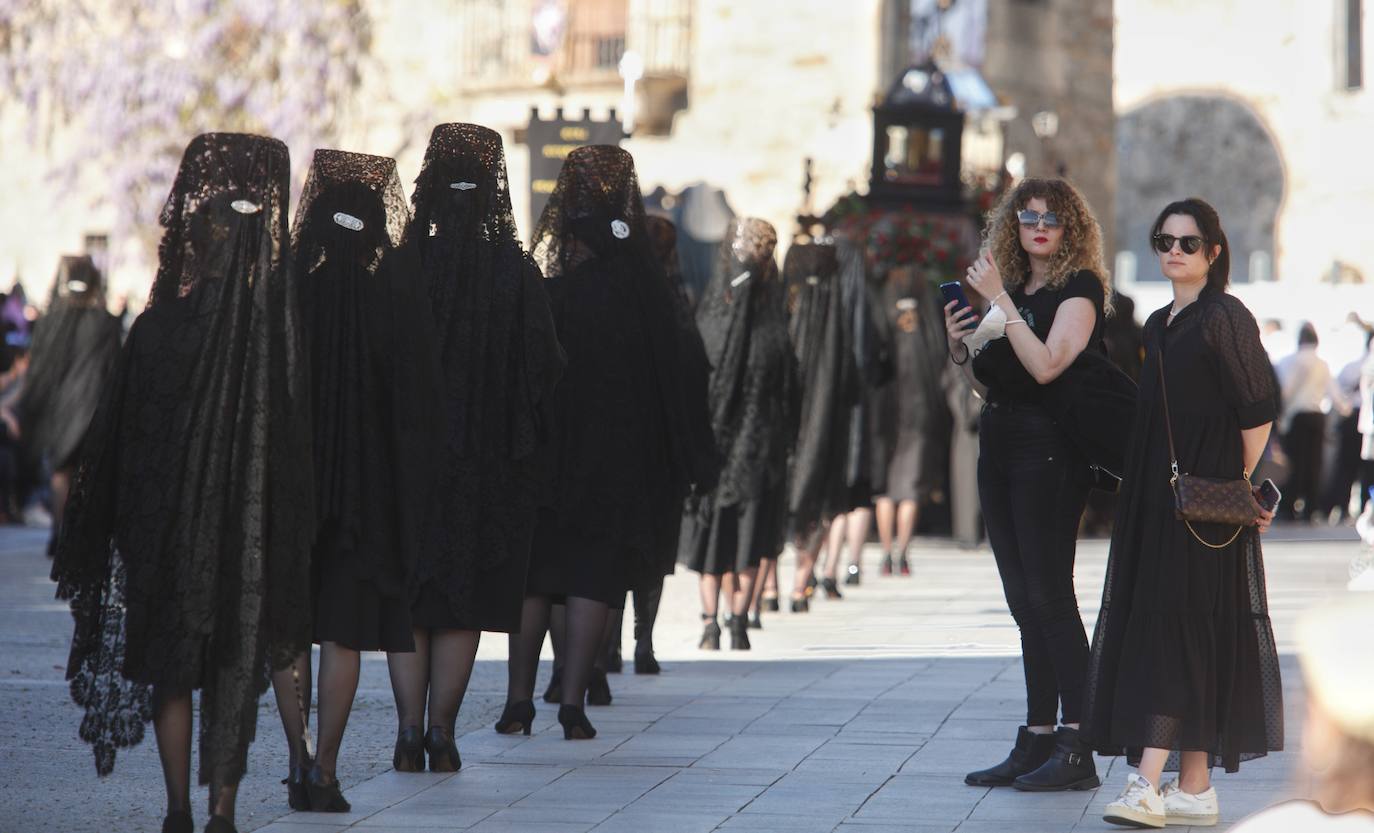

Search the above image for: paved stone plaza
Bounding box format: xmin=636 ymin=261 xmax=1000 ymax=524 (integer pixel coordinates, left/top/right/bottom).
xmin=0 ymin=524 xmax=1362 ymax=832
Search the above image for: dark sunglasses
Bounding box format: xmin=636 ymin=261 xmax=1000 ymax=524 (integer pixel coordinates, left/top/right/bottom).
xmin=1017 ymin=209 xmax=1061 ymax=229
xmin=1152 ymin=233 xmax=1205 ymax=255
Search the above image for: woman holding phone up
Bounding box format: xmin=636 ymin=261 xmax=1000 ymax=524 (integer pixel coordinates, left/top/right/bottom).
xmin=944 ymin=177 xmax=1112 ymax=792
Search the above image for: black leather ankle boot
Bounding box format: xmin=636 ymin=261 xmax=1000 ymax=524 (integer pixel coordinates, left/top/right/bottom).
xmin=964 ymin=726 xmax=1057 ymax=787
xmin=1012 ymin=726 xmax=1100 ymax=791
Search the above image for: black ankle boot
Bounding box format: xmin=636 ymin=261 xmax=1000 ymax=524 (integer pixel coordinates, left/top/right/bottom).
xmin=587 ymin=668 xmax=613 ymax=706
xmin=633 ymin=646 xmax=661 ymax=674
xmin=964 ymin=726 xmax=1057 ymax=787
xmin=305 ymin=765 xmax=352 ymax=812
xmin=393 ymin=726 xmax=424 ymax=772
xmin=162 ymin=811 xmax=194 ymax=833
xmin=424 ymin=726 xmax=461 ymax=772
xmin=729 ymin=616 xmax=751 ymax=650
xmin=1012 ymin=726 xmax=1100 ymax=791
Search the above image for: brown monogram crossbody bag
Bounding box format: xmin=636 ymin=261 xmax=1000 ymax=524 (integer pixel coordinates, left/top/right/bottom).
xmin=1157 ymin=349 xmax=1261 ymax=548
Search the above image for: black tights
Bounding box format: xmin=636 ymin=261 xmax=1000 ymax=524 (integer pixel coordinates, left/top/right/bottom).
xmin=387 ymin=629 xmax=481 ymax=735
xmin=596 ymin=579 xmax=665 ymax=667
xmin=507 ymin=594 xmax=607 ymax=707
xmin=153 ymin=687 xmax=238 ymax=823
xmin=978 ymin=403 xmax=1091 ymax=727
xmin=270 ymin=643 xmax=362 ymax=779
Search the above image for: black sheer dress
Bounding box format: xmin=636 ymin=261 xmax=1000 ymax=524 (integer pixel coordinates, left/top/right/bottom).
xmin=785 ymin=242 xmax=859 ymax=543
xmin=18 ymin=255 xmax=121 ymax=471
xmin=405 ymin=124 xmax=564 ymax=632
xmin=292 ymin=149 xmax=439 ymax=651
xmin=1082 ymin=288 xmax=1283 ymax=773
xmin=679 ymin=218 xmax=797 ymax=576
xmin=526 ymin=145 xmax=697 ymax=607
xmin=52 ymin=133 xmax=314 ymax=784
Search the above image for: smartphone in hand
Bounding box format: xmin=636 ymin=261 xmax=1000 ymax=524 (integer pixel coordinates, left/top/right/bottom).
xmin=1255 ymin=479 xmax=1281 ymax=512
xmin=939 ymin=281 xmax=972 ymax=316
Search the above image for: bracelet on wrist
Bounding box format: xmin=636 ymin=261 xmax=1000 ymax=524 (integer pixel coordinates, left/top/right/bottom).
xmin=1005 ymin=318 xmax=1028 ymax=327
xmin=991 ymin=290 xmax=1008 ymax=306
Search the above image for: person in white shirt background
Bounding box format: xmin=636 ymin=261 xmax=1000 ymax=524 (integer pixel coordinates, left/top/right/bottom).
xmin=1275 ymin=323 xmax=1337 ymax=522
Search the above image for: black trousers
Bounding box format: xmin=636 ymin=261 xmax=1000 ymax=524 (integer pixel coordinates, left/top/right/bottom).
xmin=978 ymin=401 xmax=1092 ymax=726
xmin=1283 ymin=411 xmax=1326 ymax=520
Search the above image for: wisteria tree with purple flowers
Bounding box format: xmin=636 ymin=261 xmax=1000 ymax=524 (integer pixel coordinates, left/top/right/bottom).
xmin=0 ymin=0 xmax=373 ymax=269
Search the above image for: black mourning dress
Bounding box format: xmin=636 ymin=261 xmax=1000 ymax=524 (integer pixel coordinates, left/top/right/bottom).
xmin=679 ymin=218 xmax=797 ymax=576
xmin=18 ymin=255 xmax=121 ymax=471
xmin=406 ymin=124 xmax=565 ymax=633
xmin=643 ymin=214 xmax=717 ymax=584
xmin=52 ymin=133 xmax=314 ymax=783
xmin=526 ymin=145 xmax=697 ymax=607
xmin=785 ymin=242 xmax=859 ymax=543
xmin=292 ymin=149 xmax=440 ymax=652
xmin=1083 ymin=288 xmax=1283 ymax=773
xmin=870 ymin=267 xmax=947 ymax=503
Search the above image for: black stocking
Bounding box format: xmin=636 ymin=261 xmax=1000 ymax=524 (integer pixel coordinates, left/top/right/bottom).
xmin=387 ymin=628 xmax=430 ymax=732
xmin=601 ymin=606 xmax=624 ymax=669
xmin=209 ymin=778 xmax=238 ymax=824
xmin=314 ymin=642 xmax=360 ymax=778
xmin=270 ymin=651 xmax=314 ymax=769
xmin=426 ymin=629 xmax=480 ymax=735
xmin=561 ymin=596 xmax=609 ymax=707
xmin=152 ymin=686 xmax=193 ymax=816
xmin=506 ymin=595 xmax=552 ymax=705
xmin=633 ymin=579 xmax=664 ymax=658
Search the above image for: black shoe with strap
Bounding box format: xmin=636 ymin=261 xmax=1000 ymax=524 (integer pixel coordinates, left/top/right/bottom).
xmin=283 ymin=759 xmax=311 ymax=808
xmin=1012 ymin=726 xmax=1100 ymax=791
xmin=964 ymin=726 xmax=1057 ymax=787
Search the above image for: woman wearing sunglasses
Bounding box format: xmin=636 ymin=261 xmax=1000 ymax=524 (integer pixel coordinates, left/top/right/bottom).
xmin=943 ymin=177 xmax=1112 ymax=792
xmin=1083 ymin=198 xmax=1282 ymax=828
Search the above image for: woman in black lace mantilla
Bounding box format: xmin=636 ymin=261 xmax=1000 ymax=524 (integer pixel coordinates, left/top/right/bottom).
xmin=51 ymin=133 xmax=314 ymax=833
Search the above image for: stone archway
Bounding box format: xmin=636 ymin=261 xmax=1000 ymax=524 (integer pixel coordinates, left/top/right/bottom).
xmin=1115 ymin=94 xmax=1285 ymax=283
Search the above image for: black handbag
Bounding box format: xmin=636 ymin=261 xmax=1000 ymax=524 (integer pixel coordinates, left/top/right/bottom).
xmin=1157 ymin=350 xmax=1261 ymax=548
xmin=1044 ymin=344 xmax=1137 ymax=489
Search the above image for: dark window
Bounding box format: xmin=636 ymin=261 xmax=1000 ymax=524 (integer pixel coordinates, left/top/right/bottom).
xmin=1345 ymin=0 xmax=1364 ymax=90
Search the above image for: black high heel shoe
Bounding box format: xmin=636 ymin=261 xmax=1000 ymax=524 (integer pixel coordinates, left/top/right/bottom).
xmin=494 ymin=700 xmax=535 ymax=735
xmin=204 ymin=815 xmax=237 ymax=833
xmin=748 ymin=611 xmax=763 ymax=630
xmin=393 ymin=726 xmax=424 ymax=772
xmin=879 ymin=552 xmax=894 ymax=576
xmin=790 ymin=595 xmax=809 ymax=613
xmin=162 ymin=811 xmax=194 ymax=833
xmin=729 ymin=616 xmax=751 ymax=650
xmin=305 ymin=765 xmax=351 ymax=813
xmin=804 ymin=572 xmax=818 ymax=598
xmin=541 ymin=667 xmax=563 ymax=704
xmin=424 ymin=726 xmax=461 ymax=772
xmin=762 ymin=593 xmax=780 ymax=612
xmin=844 ymin=563 xmax=861 ymax=586
xmin=587 ymin=668 xmax=613 ymax=706
xmin=558 ymin=704 xmax=597 ymax=740
xmin=283 ymin=759 xmax=311 ymax=809
xmin=821 ymin=577 xmax=843 ymax=600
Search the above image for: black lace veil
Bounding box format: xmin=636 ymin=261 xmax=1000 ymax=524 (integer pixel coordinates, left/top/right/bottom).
xmin=52 ymin=133 xmax=313 ymax=783
xmin=404 ymin=124 xmax=564 ymax=618
xmin=293 ymin=149 xmax=437 ymax=599
xmin=17 ymin=255 xmax=121 ymax=469
xmin=784 ymin=241 xmax=859 ymax=535
xmin=693 ymin=218 xmax=795 ymax=506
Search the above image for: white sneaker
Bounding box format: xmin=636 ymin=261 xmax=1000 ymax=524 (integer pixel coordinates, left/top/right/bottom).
xmin=1104 ymin=773 xmax=1166 ymax=829
xmin=1160 ymin=779 xmax=1220 ymax=827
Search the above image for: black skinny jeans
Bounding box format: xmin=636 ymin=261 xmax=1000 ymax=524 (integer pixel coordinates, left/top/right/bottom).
xmin=978 ymin=401 xmax=1092 ymax=727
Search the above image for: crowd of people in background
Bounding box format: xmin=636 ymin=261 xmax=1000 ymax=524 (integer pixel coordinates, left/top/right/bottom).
xmin=10 ymin=127 xmax=1372 ymax=833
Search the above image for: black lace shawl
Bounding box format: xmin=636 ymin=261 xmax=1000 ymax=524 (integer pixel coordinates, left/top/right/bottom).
xmin=404 ymin=124 xmax=564 ymax=617
xmin=529 ymin=145 xmax=697 ymax=557
xmin=17 ymin=255 xmax=121 ymax=468
xmin=51 ymin=133 xmax=314 ymax=783
xmin=693 ymin=218 xmax=796 ymax=507
xmin=785 ymin=242 xmax=860 ymax=535
xmin=293 ymin=149 xmax=439 ymax=600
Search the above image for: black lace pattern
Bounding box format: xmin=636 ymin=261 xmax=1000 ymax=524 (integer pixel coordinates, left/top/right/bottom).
xmin=52 ymin=133 xmax=314 ymax=783
xmin=405 ymin=124 xmax=564 ymax=621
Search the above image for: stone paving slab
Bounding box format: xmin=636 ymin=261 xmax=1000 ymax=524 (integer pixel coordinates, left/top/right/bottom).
xmin=0 ymin=524 xmax=1364 ymax=832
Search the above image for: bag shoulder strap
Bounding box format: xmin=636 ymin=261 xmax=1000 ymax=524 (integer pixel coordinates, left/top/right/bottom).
xmin=1156 ymin=345 xmax=1180 ymax=482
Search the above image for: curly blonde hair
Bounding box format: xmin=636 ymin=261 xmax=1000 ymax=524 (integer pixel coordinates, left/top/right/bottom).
xmin=984 ymin=177 xmax=1113 ymax=315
